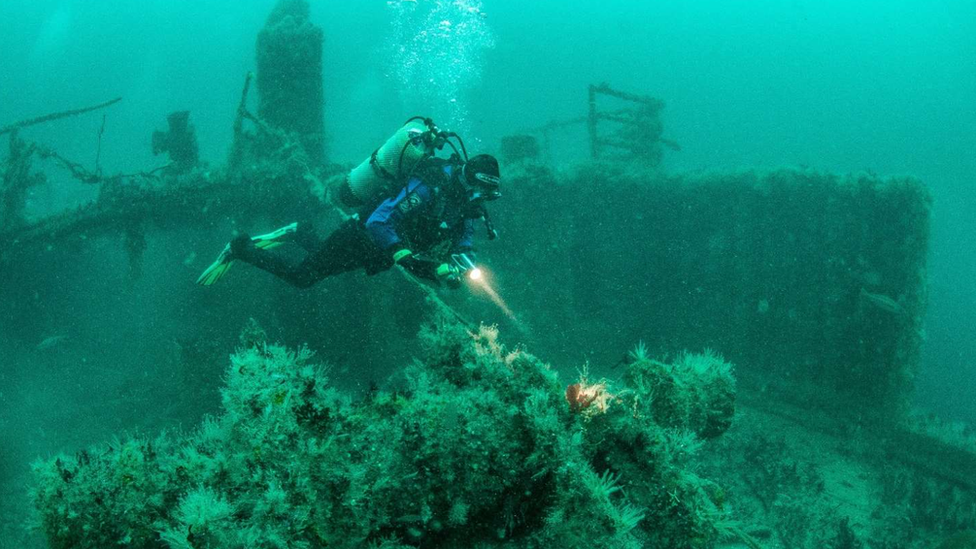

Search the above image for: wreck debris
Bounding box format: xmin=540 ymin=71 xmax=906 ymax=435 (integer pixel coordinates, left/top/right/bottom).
xmin=519 ymin=83 xmax=678 ymax=166
xmin=0 ymin=98 xmax=318 ymax=256
xmin=30 ymin=322 xmax=735 ymax=548
xmin=497 ymin=166 xmax=930 ymax=419
xmin=587 ymin=82 xmax=677 ymax=163
xmin=33 ymin=144 xmax=170 ymax=186
xmin=256 ymin=0 xmax=325 ymax=163
xmin=226 ymin=68 xmax=326 ymax=198
xmin=0 ymin=97 xmax=122 ymax=137
xmin=228 ymin=72 xmax=255 ymax=173
xmin=34 ymin=145 xmax=103 ymax=184
xmin=151 ymin=111 xmax=199 ymax=175
xmin=0 ymin=1 xmax=333 ymax=258
xmin=859 ymin=287 xmax=906 ymax=316
xmin=123 ymin=224 xmax=148 ymax=280
xmin=1 ymin=132 xmax=45 ymax=231
xmin=94 ymin=115 xmax=107 ymax=178
xmin=0 ymin=95 xmax=180 ymax=238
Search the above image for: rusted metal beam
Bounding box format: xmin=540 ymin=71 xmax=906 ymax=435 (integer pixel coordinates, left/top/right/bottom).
xmin=596 ymin=112 xmax=644 ymax=126
xmin=588 ymin=85 xmax=599 ymax=159
xmin=590 ymin=82 xmax=664 ymax=109
xmin=0 ymin=97 xmax=122 ymax=137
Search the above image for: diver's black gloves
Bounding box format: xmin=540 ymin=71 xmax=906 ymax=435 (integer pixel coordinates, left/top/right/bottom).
xmin=444 ymin=273 xmax=462 ymax=290
xmin=436 ymin=263 xmax=463 ymax=289
xmin=393 ymin=248 xmax=464 ymax=289
xmin=393 ymin=248 xmax=440 ymax=282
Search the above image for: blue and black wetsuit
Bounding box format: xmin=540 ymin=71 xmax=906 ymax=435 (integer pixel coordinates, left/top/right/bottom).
xmin=234 ymin=159 xmax=476 ymax=288
xmin=364 ymin=160 xmax=475 ymax=260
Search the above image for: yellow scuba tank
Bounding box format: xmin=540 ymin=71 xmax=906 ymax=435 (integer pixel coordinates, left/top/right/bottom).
xmin=338 ymin=117 xmax=439 ymax=207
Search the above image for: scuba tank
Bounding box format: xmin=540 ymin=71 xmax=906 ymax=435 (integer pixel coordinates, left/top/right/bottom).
xmin=337 ymin=116 xmax=469 ymax=208
xmin=334 ymin=116 xmax=498 ymax=240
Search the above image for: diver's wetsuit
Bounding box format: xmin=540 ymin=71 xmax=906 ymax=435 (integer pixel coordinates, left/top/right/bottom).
xmin=234 ymin=159 xmax=477 ymax=289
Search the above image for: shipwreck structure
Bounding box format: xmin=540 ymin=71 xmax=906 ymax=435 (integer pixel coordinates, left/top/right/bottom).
xmin=3 ymin=1 xmax=972 ymax=547
xmin=516 ymin=83 xmax=680 ymax=167
xmin=255 ymin=0 xmax=325 ymax=163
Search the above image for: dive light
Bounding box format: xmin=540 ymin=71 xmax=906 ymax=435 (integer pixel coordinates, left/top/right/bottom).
xmin=450 ymin=253 xmax=482 ymax=282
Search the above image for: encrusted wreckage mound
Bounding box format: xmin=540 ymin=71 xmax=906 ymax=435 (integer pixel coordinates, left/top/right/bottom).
xmin=30 ymin=315 xmax=739 ymax=549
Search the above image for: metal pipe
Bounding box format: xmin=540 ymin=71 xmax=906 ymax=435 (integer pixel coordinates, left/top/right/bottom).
xmin=588 ymin=85 xmax=599 ymax=159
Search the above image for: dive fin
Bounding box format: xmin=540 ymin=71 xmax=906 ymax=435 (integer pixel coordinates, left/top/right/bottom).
xmin=196 ymin=244 xmax=235 ymax=286
xmin=253 ymin=222 xmax=298 ymax=250
xmin=196 ymin=223 xmax=299 ymax=286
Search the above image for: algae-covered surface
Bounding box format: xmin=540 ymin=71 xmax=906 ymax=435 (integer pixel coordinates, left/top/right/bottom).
xmin=26 ymin=317 xmax=739 ymax=548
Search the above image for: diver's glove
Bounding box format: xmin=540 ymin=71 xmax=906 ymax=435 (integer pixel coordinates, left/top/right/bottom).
xmin=393 ymin=248 xmax=463 ymax=289
xmin=435 ymin=263 xmax=463 ymax=289
xmin=393 ymin=248 xmax=439 ymax=282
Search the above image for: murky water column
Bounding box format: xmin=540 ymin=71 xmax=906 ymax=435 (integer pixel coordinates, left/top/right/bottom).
xmin=385 ymin=0 xmax=494 ymax=134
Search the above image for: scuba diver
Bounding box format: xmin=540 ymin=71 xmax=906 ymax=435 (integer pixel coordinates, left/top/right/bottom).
xmin=196 ymin=117 xmax=501 ymax=289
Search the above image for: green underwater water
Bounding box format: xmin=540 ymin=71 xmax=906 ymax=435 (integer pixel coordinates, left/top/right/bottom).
xmin=1 ymin=1 xmax=976 ymax=547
